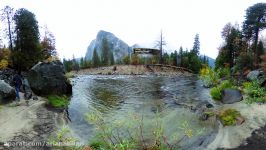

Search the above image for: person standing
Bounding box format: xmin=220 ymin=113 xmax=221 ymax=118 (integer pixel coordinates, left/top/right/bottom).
xmin=13 ymin=71 xmax=23 ymax=103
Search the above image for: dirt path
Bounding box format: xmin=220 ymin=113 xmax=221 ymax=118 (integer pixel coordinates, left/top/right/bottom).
xmin=0 ymin=93 xmax=67 ymax=150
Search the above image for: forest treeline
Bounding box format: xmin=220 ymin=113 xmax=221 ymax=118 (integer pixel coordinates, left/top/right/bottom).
xmin=0 ymin=6 xmax=57 ymax=71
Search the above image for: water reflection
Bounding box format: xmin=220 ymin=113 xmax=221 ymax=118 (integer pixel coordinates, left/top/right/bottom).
xmin=68 ymin=75 xmax=216 ymax=145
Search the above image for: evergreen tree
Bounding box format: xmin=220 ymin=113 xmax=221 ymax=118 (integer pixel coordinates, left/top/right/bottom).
xmin=80 ymin=57 xmax=84 ymax=68
xmin=179 ymin=46 xmax=183 ymax=67
xmin=12 ymin=8 xmax=42 ymax=71
xmin=109 ymin=50 xmax=114 ymax=65
xmin=92 ymin=48 xmax=100 ymax=67
xmin=243 ymin=3 xmax=266 ymax=67
xmin=192 ymin=34 xmax=200 ymax=55
xmin=101 ymin=38 xmax=109 ymax=66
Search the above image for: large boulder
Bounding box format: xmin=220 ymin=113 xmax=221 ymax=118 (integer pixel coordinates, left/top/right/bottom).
xmin=23 ymin=78 xmax=33 ymax=100
xmin=221 ymin=89 xmax=243 ymax=104
xmin=247 ymin=70 xmax=263 ymax=81
xmin=247 ymin=70 xmax=266 ymax=88
xmin=27 ymin=61 xmax=72 ymax=96
xmin=0 ymin=80 xmax=16 ymax=103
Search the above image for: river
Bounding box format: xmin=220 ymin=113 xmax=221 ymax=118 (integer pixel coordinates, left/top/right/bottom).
xmin=68 ymin=75 xmax=218 ymax=149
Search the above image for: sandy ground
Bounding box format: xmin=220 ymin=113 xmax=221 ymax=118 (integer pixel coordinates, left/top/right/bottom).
xmin=0 ymin=93 xmax=44 ymax=142
xmin=207 ymin=101 xmax=266 ymax=150
xmin=0 ymin=93 xmax=67 ymax=150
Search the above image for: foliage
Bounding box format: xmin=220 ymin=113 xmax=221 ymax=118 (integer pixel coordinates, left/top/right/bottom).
xmin=199 ymin=65 xmax=219 ymax=87
xmin=131 ymin=54 xmax=140 ymax=65
xmin=92 ymin=48 xmax=101 ymax=67
xmin=219 ymin=109 xmax=241 ymax=126
xmin=210 ymin=87 xmax=222 ymax=100
xmin=86 ymin=111 xmax=203 ymax=150
xmin=0 ymin=48 xmax=11 ymax=69
xmin=47 ymin=95 xmax=69 ymax=108
xmin=122 ymin=55 xmax=130 ymax=65
xmin=12 ymin=8 xmax=42 ymax=71
xmin=234 ymin=52 xmax=253 ymax=72
xmin=243 ymin=3 xmax=266 ymax=66
xmin=40 ymin=26 xmax=57 ymax=59
xmin=192 ymin=34 xmax=200 ymax=55
xmin=243 ymin=80 xmax=266 ymax=104
xmin=101 ymin=38 xmax=110 ymax=66
xmin=0 ymin=59 xmax=8 ymax=69
xmin=215 ymin=24 xmax=242 ymax=69
xmin=48 ymin=125 xmax=83 ymax=150
xmin=63 ymin=58 xmax=73 ymax=72
xmin=216 ymin=67 xmax=230 ymax=78
xmin=210 ymin=80 xmax=236 ymax=101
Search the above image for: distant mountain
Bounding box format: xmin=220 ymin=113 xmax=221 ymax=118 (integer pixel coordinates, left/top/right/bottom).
xmin=200 ymin=55 xmax=215 ymax=68
xmin=207 ymin=56 xmax=215 ymax=68
xmin=85 ymin=30 xmax=131 ymax=61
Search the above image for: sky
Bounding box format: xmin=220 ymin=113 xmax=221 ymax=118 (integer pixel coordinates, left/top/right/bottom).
xmin=0 ymin=0 xmax=265 ymax=59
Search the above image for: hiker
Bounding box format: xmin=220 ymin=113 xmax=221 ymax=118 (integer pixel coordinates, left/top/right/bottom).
xmin=13 ymin=71 xmax=23 ymax=102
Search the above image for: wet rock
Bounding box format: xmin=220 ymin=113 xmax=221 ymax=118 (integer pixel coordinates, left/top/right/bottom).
xmin=221 ymin=89 xmax=243 ymax=104
xmin=247 ymin=70 xmax=263 ymax=81
xmin=206 ymin=103 xmax=214 ymax=108
xmin=28 ymin=61 xmax=72 ymax=96
xmin=0 ymin=80 xmax=16 ymax=103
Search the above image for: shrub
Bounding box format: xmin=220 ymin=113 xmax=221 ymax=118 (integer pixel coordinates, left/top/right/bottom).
xmin=243 ymin=80 xmax=266 ymax=104
xmin=48 ymin=126 xmax=83 ymax=150
xmin=0 ymin=59 xmax=8 ymax=69
xmin=210 ymin=87 xmax=222 ymax=100
xmin=47 ymin=95 xmax=69 ymax=108
xmin=210 ymin=80 xmax=236 ymax=101
xmin=131 ymin=54 xmax=140 ymax=65
xmin=85 ymin=111 xmax=203 ymax=150
xmin=219 ymin=109 xmax=241 ymax=126
xmin=216 ymin=67 xmax=230 ymax=78
xmin=122 ymin=55 xmax=130 ymax=65
xmin=199 ymin=66 xmax=219 ymax=87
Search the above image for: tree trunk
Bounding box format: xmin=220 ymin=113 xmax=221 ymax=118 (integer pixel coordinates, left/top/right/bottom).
xmin=254 ymin=28 xmax=259 ymax=68
xmin=6 ymin=12 xmax=13 ymax=51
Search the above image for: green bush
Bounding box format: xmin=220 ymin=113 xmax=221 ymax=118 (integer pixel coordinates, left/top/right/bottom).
xmin=243 ymin=80 xmax=266 ymax=104
xmin=47 ymin=95 xmax=69 ymax=108
xmin=210 ymin=80 xmax=237 ymax=101
xmin=199 ymin=66 xmax=219 ymax=87
xmin=216 ymin=67 xmax=230 ymax=78
xmin=219 ymin=109 xmax=241 ymax=126
xmin=210 ymin=87 xmax=222 ymax=100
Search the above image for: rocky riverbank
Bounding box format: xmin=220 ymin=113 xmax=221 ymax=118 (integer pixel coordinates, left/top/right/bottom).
xmin=77 ymin=65 xmax=193 ymax=76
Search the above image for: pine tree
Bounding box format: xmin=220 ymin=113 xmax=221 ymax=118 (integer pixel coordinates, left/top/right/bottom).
xmin=101 ymin=38 xmax=109 ymax=66
xmin=243 ymin=3 xmax=266 ymax=67
xmin=12 ymin=8 xmax=42 ymax=71
xmin=109 ymin=50 xmax=114 ymax=65
xmin=192 ymin=34 xmax=200 ymax=55
xmin=92 ymin=48 xmax=100 ymax=67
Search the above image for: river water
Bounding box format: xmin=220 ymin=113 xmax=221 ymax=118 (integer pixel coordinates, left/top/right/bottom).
xmin=68 ymin=75 xmax=218 ymax=149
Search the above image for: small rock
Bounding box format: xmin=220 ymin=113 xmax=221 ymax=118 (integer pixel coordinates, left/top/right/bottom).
xmin=236 ymin=116 xmax=245 ymax=125
xmin=206 ymin=103 xmax=214 ymax=108
xmin=33 ymin=96 xmax=38 ymax=100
